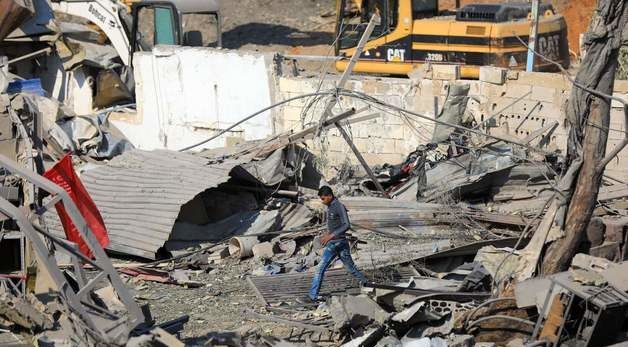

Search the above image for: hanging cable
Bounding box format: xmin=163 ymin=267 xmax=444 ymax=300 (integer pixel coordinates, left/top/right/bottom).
xmin=177 ymin=91 xmax=336 ymax=152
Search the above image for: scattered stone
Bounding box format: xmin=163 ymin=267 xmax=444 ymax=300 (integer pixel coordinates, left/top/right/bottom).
xmin=569 ymin=269 xmax=607 ymax=286
xmin=340 ymin=327 xmax=385 ymax=347
xmin=374 ymin=335 xmax=402 ymax=347
xmin=329 ymin=295 xmax=391 ymax=331
xmin=448 ymin=334 xmax=474 ymax=347
xmin=252 ymin=242 xmax=277 ymax=259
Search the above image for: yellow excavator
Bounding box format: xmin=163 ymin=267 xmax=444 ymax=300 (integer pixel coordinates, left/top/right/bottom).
xmin=335 ymin=0 xmax=570 ymax=78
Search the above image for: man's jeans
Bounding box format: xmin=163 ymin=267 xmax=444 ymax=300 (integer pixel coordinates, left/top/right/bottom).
xmin=309 ymin=239 xmax=367 ymax=300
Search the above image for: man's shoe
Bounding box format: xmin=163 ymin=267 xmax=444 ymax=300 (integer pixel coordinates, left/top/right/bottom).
xmin=297 ymin=296 xmax=325 ymax=305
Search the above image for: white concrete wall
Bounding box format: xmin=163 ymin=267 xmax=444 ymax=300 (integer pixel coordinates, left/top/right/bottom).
xmin=123 ymin=46 xmax=626 ymax=180
xmin=116 ymin=46 xmax=275 ymax=150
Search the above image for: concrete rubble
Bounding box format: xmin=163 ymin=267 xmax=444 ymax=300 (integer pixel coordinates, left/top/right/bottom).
xmin=0 ymin=0 xmax=627 ymax=346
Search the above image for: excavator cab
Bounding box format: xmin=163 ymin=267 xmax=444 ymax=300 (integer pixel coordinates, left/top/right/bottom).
xmin=131 ymin=2 xmax=181 ymax=52
xmin=130 ymin=0 xmax=221 ymax=56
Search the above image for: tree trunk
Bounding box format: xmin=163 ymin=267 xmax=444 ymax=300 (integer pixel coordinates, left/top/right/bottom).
xmin=541 ymin=0 xmax=628 ymax=274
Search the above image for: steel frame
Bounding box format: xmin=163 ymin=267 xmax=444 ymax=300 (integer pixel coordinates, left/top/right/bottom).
xmin=0 ymin=153 xmax=143 ymax=345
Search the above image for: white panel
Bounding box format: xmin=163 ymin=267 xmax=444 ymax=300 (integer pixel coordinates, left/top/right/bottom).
xmin=117 ymin=46 xmax=274 ymax=151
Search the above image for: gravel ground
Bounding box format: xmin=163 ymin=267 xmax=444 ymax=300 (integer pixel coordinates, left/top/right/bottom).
xmin=111 ymin=226 xmax=475 ymax=345
xmin=124 ymin=257 xmax=296 ymax=345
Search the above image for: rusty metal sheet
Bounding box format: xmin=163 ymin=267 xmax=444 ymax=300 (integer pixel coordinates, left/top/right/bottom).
xmin=0 ymin=0 xmax=34 ymax=41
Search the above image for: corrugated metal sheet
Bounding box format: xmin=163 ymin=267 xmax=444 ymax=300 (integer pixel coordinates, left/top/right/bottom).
xmin=77 ymin=149 xmax=246 ymax=259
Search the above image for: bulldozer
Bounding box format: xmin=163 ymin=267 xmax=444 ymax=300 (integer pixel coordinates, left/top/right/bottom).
xmin=335 ymin=0 xmax=570 ymax=78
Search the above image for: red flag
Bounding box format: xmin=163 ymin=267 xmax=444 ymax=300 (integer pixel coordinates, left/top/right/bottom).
xmin=44 ymin=154 xmax=109 ymax=258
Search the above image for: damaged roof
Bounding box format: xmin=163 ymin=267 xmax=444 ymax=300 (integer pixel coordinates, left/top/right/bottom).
xmin=74 ymin=149 xmax=247 ymax=259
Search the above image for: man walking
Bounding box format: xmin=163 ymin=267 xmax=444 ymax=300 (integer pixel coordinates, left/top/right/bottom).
xmin=305 ymin=186 xmax=368 ymax=303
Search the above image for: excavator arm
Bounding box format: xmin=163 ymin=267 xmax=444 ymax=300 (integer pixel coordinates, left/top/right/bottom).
xmin=50 ymin=0 xmax=132 ymax=65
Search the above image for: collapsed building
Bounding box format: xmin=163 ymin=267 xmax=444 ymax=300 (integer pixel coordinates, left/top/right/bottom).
xmin=0 ymin=0 xmax=627 ymax=346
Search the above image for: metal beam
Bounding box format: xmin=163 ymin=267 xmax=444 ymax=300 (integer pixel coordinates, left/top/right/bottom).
xmin=315 ymin=14 xmax=380 ymax=136
xmin=334 ymin=122 xmax=388 ymax=197
xmin=288 ymin=107 xmax=358 ymax=143
xmin=526 ymin=0 xmax=540 ymax=72
xmin=0 ymin=153 xmax=144 ymax=344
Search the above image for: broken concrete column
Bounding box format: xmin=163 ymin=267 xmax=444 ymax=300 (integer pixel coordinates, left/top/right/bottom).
xmin=228 ymin=236 xmax=259 ymax=259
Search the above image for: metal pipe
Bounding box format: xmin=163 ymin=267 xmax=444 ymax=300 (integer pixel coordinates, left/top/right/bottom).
xmin=464 ymin=297 xmax=516 ymax=328
xmin=8 ymin=47 xmax=52 ymax=65
xmin=526 ymin=0 xmax=540 ymax=72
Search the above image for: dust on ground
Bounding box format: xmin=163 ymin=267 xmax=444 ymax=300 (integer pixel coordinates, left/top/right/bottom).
xmin=219 ymin=0 xmax=336 ymax=57
xmin=125 ymin=258 xmax=296 ymax=346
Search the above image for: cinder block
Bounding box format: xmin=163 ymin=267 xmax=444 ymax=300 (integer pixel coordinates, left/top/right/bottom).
xmin=431 ymin=64 xmax=460 ymax=81
xmin=614 ymin=80 xmax=628 ymax=93
xmin=395 ymin=139 xmax=413 ymax=153
xmin=419 ymin=79 xmax=435 ymax=94
xmin=252 ymin=242 xmax=276 ymax=259
xmin=379 ymin=113 xmax=404 ymax=126
xmin=385 ymin=95 xmax=403 ymax=108
xmin=611 ymin=93 xmax=627 ymax=108
xmin=281 ymin=105 xmax=304 ymax=122
xmin=511 ymin=99 xmax=543 ymax=116
xmin=326 ymin=134 xmax=348 ymax=149
xmin=383 ymin=124 xmax=405 ymax=140
xmin=531 ymin=86 xmax=557 ymax=103
xmin=486 ymin=97 xmax=518 ymax=116
xmin=479 ymin=66 xmax=506 ymax=85
xmin=611 ymin=108 xmax=626 ymax=126
xmin=278 ymin=77 xmax=301 ymax=92
xmin=510 ymin=71 xmax=570 ymax=90
xmin=351 ymin=137 xmax=375 ymax=153
xmin=377 ymin=138 xmax=398 ymax=154
xmin=496 ymin=84 xmax=532 ymax=100
xmin=361 ymin=79 xmax=379 ymax=94
xmin=506 ymin=70 xmax=519 ymax=80
xmin=391 ymin=82 xmax=413 ymax=97
xmin=536 ymin=102 xmax=563 ymax=121
xmin=467 ymin=80 xmax=483 ymax=97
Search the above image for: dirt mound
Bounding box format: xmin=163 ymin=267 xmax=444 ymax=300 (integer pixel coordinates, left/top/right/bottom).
xmin=220 ymin=0 xmax=336 ymax=53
